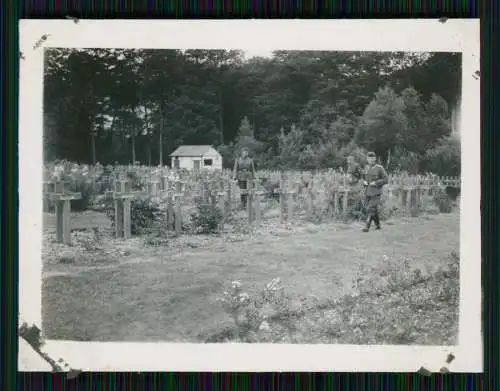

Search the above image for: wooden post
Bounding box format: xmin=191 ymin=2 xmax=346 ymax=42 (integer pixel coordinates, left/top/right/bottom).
xmin=112 ymin=178 xmax=145 ymax=238
xmin=123 ymin=199 xmax=132 ymax=239
xmin=279 ymin=175 xmax=286 ymax=223
xmin=400 ymin=188 xmax=407 ymax=211
xmin=115 ymin=199 xmax=124 ymax=237
xmin=149 ymin=181 xmax=160 ymax=198
xmin=286 ymin=190 xmax=295 ymax=222
xmin=162 ymin=176 xmax=170 ymax=191
xmin=416 ymin=187 xmax=422 ymax=210
xmin=421 ymin=187 xmax=429 ymax=210
xmin=342 ymin=189 xmax=349 ymax=215
xmin=43 ymin=182 xmax=55 ymax=213
xmin=333 ymin=190 xmax=340 ymax=216
xmin=227 ymin=180 xmax=232 ymax=210
xmin=217 ymin=191 xmax=226 ymax=231
xmin=174 ymin=180 xmax=182 ymax=236
xmin=254 ymin=191 xmax=262 ymax=226
xmin=247 ymin=182 xmax=254 ymax=224
xmin=55 ymin=199 xmax=71 ymax=244
xmin=49 ymin=181 xmax=82 ymax=245
xmin=202 ymin=181 xmax=210 ymax=204
xmin=307 ymin=187 xmax=314 ymax=219
xmin=409 ymin=187 xmax=419 ymax=217
xmin=167 ymin=193 xmax=175 ymax=231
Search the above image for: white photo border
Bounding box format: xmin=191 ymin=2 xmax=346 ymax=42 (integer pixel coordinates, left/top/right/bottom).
xmin=19 ymin=19 xmax=481 ymax=372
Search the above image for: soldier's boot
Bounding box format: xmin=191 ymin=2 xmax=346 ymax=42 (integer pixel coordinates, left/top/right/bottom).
xmin=373 ymin=213 xmax=381 ymax=230
xmin=362 ymin=217 xmax=372 ymax=232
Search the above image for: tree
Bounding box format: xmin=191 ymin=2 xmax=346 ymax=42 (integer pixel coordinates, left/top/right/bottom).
xmin=42 ymin=49 xmax=458 ymax=170
xmin=277 ymin=124 xmax=307 ymax=169
xmin=423 ymin=134 xmax=461 ymax=176
xmin=355 ymin=86 xmax=408 ymax=164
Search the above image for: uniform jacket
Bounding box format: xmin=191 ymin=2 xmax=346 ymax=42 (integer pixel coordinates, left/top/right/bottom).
xmin=364 ymin=164 xmax=389 ymax=196
xmin=233 ymin=157 xmax=256 ymax=181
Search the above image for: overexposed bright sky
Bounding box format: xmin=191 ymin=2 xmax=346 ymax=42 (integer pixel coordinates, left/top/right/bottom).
xmin=243 ymin=49 xmax=274 ymax=59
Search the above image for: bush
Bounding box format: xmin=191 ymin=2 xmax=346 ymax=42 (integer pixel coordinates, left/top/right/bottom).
xmin=424 ymin=134 xmax=461 ymax=177
xmin=190 ymin=202 xmax=224 ymax=234
xmin=432 ymin=187 xmax=453 ymax=213
xmin=217 ymin=278 xmax=293 ymax=340
xmin=104 ymin=197 xmax=164 ymax=236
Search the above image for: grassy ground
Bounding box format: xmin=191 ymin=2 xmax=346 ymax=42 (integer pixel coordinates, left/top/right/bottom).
xmin=42 ymin=210 xmax=459 ymax=343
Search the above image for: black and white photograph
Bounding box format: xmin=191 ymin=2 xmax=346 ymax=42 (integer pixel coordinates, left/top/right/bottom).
xmin=18 ymin=20 xmax=481 ymax=372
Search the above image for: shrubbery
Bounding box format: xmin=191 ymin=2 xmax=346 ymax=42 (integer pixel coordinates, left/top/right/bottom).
xmin=432 ymin=187 xmax=453 ymax=213
xmin=104 ymin=197 xmax=165 ymax=236
xmin=190 ymin=202 xmax=224 ymax=234
xmin=214 ymin=250 xmax=460 ymax=344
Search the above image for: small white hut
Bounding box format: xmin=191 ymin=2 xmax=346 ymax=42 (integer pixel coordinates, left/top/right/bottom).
xmin=169 ymin=145 xmax=223 ymax=171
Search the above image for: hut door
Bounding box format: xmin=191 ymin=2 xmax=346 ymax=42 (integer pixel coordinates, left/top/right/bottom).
xmin=174 ymin=157 xmax=180 ymax=169
xmin=193 ymin=160 xmax=201 ymax=172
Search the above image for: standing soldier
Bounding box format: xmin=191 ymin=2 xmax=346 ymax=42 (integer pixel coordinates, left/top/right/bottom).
xmin=232 ymin=147 xmax=256 ymax=208
xmin=346 ymin=155 xmax=364 ymax=219
xmin=362 ymin=151 xmax=389 ymax=232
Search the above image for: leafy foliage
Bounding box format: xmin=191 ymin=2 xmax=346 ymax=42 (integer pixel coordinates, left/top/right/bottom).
xmin=215 ymin=250 xmax=459 ymax=344
xmin=190 ymin=202 xmax=224 ymax=234
xmin=104 ymin=197 xmax=164 ymax=236
xmin=424 ymin=134 xmax=461 ymax=177
xmin=432 ymin=188 xmax=453 ymax=213
xmin=44 ymin=49 xmax=460 ymax=175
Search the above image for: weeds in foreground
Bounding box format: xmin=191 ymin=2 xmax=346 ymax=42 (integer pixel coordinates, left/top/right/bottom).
xmin=214 ymin=251 xmax=460 ymax=344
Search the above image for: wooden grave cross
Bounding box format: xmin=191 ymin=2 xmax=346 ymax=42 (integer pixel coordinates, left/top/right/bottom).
xmin=147 ymin=179 xmax=161 ymax=199
xmin=246 ymin=179 xmax=263 ymax=225
xmin=306 ymin=179 xmax=315 ymax=220
xmin=285 ymin=181 xmax=301 ymax=223
xmin=43 ymin=181 xmax=55 ymax=213
xmin=47 ymin=181 xmax=82 ymax=245
xmin=173 ymin=180 xmax=185 ymax=235
xmin=158 ymin=178 xmax=176 ymax=233
xmin=109 ymin=179 xmax=145 ymax=239
xmin=216 ymin=181 xmax=227 ymax=231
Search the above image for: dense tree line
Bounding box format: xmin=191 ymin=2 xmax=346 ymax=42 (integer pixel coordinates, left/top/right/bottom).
xmin=43 ymin=49 xmax=461 ymax=175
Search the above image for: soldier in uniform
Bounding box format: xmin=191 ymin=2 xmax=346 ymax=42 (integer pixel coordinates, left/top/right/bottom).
xmin=232 ymin=147 xmax=256 ymax=208
xmin=362 ymin=151 xmax=388 ymax=232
